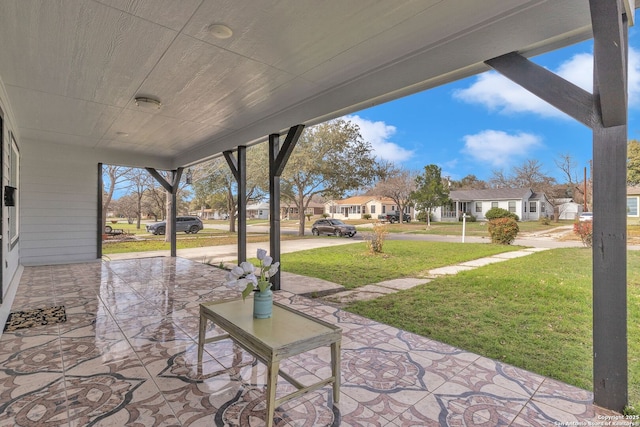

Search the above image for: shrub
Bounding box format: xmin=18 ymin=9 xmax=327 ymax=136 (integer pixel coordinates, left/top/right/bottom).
xmin=485 ymin=207 xmax=519 ymax=221
xmin=417 ymin=210 xmax=428 ymax=222
xmin=573 ymin=221 xmax=593 ymax=247
xmin=488 ymin=217 xmax=519 ymax=244
xmin=322 ymin=213 xmax=330 ymax=218
xmin=366 ymin=222 xmax=388 ymax=253
xmin=363 ymin=214 xmax=372 ymax=220
xmin=458 ymin=213 xmax=476 ymax=222
xmin=538 ymin=216 xmax=551 ymax=225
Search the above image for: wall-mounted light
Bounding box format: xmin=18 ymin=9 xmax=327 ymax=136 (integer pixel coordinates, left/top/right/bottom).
xmin=134 ymin=96 xmax=162 ymax=109
xmin=185 ymin=169 xmax=193 ymax=185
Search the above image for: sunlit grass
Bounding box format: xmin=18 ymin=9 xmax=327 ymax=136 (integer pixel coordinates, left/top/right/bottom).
xmin=280 ymin=240 xmax=521 ymax=289
xmin=343 ymin=248 xmax=639 ymax=407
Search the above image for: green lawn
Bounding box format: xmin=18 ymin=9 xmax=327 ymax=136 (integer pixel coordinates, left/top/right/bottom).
xmin=336 ymin=247 xmax=639 ymax=408
xmin=280 ymin=240 xmax=521 ymax=289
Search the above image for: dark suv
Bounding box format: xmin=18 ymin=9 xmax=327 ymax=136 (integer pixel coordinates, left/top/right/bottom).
xmin=311 ymin=219 xmax=356 ymax=237
xmin=146 ymin=216 xmax=203 ymax=235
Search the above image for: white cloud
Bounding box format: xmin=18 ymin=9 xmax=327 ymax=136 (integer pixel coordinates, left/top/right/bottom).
xmin=453 ymin=47 xmax=640 ymax=117
xmin=345 ymin=115 xmax=414 ymax=163
xmin=461 ymin=130 xmax=543 ymax=167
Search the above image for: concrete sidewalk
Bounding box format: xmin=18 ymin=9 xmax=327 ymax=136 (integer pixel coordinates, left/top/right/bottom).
xmin=324 ymin=247 xmax=550 ymax=305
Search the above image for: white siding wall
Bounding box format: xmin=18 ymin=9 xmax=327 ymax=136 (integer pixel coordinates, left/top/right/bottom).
xmin=20 ymin=141 xmax=99 ymax=265
xmin=0 ymin=84 xmax=23 ymax=320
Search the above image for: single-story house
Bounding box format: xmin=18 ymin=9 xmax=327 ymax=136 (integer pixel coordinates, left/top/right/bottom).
xmin=432 ymin=188 xmax=553 ymax=222
xmin=247 ymin=203 xmax=270 ymax=219
xmin=628 ymin=187 xmax=640 ymax=217
xmin=191 ymin=208 xmax=227 ymax=220
xmin=281 ymin=200 xmax=325 ymax=219
xmin=324 ymin=196 xmax=414 ymax=220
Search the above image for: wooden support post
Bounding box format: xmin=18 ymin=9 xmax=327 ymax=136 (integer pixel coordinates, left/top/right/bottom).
xmin=592 ymin=123 xmax=628 ymax=410
xmin=485 ymin=0 xmax=630 ymax=410
xmin=269 ymin=134 xmax=281 ymax=290
xmin=224 ymin=147 xmax=247 ymax=263
xmin=269 ymin=125 xmax=305 ymax=291
xmin=146 ymin=167 xmax=183 ymax=258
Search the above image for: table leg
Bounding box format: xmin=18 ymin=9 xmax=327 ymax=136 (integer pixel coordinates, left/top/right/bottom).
xmin=198 ymin=313 xmax=206 ymax=365
xmin=265 ymin=360 xmax=279 ymax=427
xmin=331 ymin=340 xmax=341 ymax=403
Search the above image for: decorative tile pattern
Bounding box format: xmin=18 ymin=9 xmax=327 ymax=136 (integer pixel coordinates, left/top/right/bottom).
xmin=0 ymin=258 xmax=615 ymax=426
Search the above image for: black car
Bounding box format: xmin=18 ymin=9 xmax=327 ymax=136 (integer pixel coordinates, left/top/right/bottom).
xmin=311 ymin=219 xmax=356 ymax=237
xmin=146 ymin=216 xmax=204 ymax=235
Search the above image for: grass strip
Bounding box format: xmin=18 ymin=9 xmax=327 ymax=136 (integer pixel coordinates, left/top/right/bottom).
xmin=280 ymin=240 xmax=521 ymax=289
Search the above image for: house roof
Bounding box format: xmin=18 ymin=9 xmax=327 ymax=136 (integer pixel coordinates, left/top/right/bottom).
xmin=450 ymin=188 xmax=533 ymax=201
xmin=0 ymin=0 xmax=618 ymax=170
xmin=331 ymin=196 xmax=394 ymax=206
xmin=628 ymin=186 xmax=640 ymax=195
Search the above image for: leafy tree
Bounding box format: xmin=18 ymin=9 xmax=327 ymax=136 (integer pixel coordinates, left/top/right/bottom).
xmin=628 ymin=140 xmax=640 ymax=186
xmin=371 ymin=166 xmax=417 ymax=224
xmin=280 ymin=119 xmax=380 ymax=235
xmin=191 ymin=145 xmax=268 ymax=232
xmin=412 ymin=164 xmax=450 ymax=227
xmin=111 ymin=194 xmax=138 ymax=223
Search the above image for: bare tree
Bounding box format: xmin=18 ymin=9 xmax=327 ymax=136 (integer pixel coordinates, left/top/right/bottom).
xmin=102 ymin=165 xmax=132 ymax=230
xmin=554 ymin=153 xmax=585 ymax=205
xmin=371 ymin=166 xmax=417 ymax=224
xmin=125 ymin=168 xmax=152 ymax=229
xmin=489 ymin=169 xmax=511 ymax=188
xmin=490 ymin=160 xmax=556 ymax=194
xmin=452 ymin=174 xmax=488 ymax=190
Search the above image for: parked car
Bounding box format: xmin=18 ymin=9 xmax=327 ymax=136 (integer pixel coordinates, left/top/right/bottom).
xmin=146 ymin=216 xmax=204 ymax=235
xmin=377 ymin=211 xmax=411 ymax=223
xmin=579 ymin=212 xmax=593 ymax=222
xmin=311 ymin=219 xmax=357 ymax=237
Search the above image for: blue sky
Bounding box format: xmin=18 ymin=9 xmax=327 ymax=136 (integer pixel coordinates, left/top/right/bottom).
xmin=344 ymin=28 xmax=640 ymax=184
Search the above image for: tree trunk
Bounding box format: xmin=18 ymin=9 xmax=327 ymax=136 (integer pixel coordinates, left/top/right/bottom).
xmin=297 ymin=193 xmax=306 ymax=236
xmin=136 ymin=195 xmax=142 ymax=229
xmin=164 ymin=191 xmax=172 ymax=242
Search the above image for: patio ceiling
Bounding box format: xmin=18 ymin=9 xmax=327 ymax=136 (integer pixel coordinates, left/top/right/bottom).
xmin=0 ymin=0 xmax=632 ymax=169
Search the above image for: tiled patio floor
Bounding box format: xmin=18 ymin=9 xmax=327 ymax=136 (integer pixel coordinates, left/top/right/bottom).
xmin=0 ymin=257 xmax=618 ymax=426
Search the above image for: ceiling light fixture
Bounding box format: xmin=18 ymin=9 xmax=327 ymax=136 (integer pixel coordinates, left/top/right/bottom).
xmin=208 ymin=24 xmax=233 ymax=39
xmin=134 ymin=96 xmax=162 ymax=109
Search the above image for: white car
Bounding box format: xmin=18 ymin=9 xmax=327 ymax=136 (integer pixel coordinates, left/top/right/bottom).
xmin=579 ymin=212 xmax=593 ymax=222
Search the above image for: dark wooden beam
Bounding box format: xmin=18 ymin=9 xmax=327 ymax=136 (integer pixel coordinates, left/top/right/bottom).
xmin=97 ymin=163 xmax=103 ymax=259
xmin=590 ymin=0 xmax=628 ymax=411
xmin=269 ymin=134 xmax=281 ymax=291
xmin=223 ymin=150 xmax=239 ymax=182
xmin=485 ymin=52 xmax=596 ymax=128
xmin=590 ymin=0 xmax=627 ymax=127
xmin=592 ymin=123 xmax=628 ymax=410
xmin=146 ymin=168 xmax=173 ymax=193
xmin=273 ymin=125 xmax=305 ymax=176
xmin=145 ymin=167 xmax=183 ymax=257
xmin=224 ymin=149 xmax=247 ymax=262
xmin=269 ymin=125 xmax=305 ymax=291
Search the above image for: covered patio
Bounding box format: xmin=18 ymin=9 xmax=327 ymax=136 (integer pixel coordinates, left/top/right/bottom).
xmin=0 ymin=0 xmax=634 ymax=418
xmin=0 ymin=257 xmax=619 ymax=426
